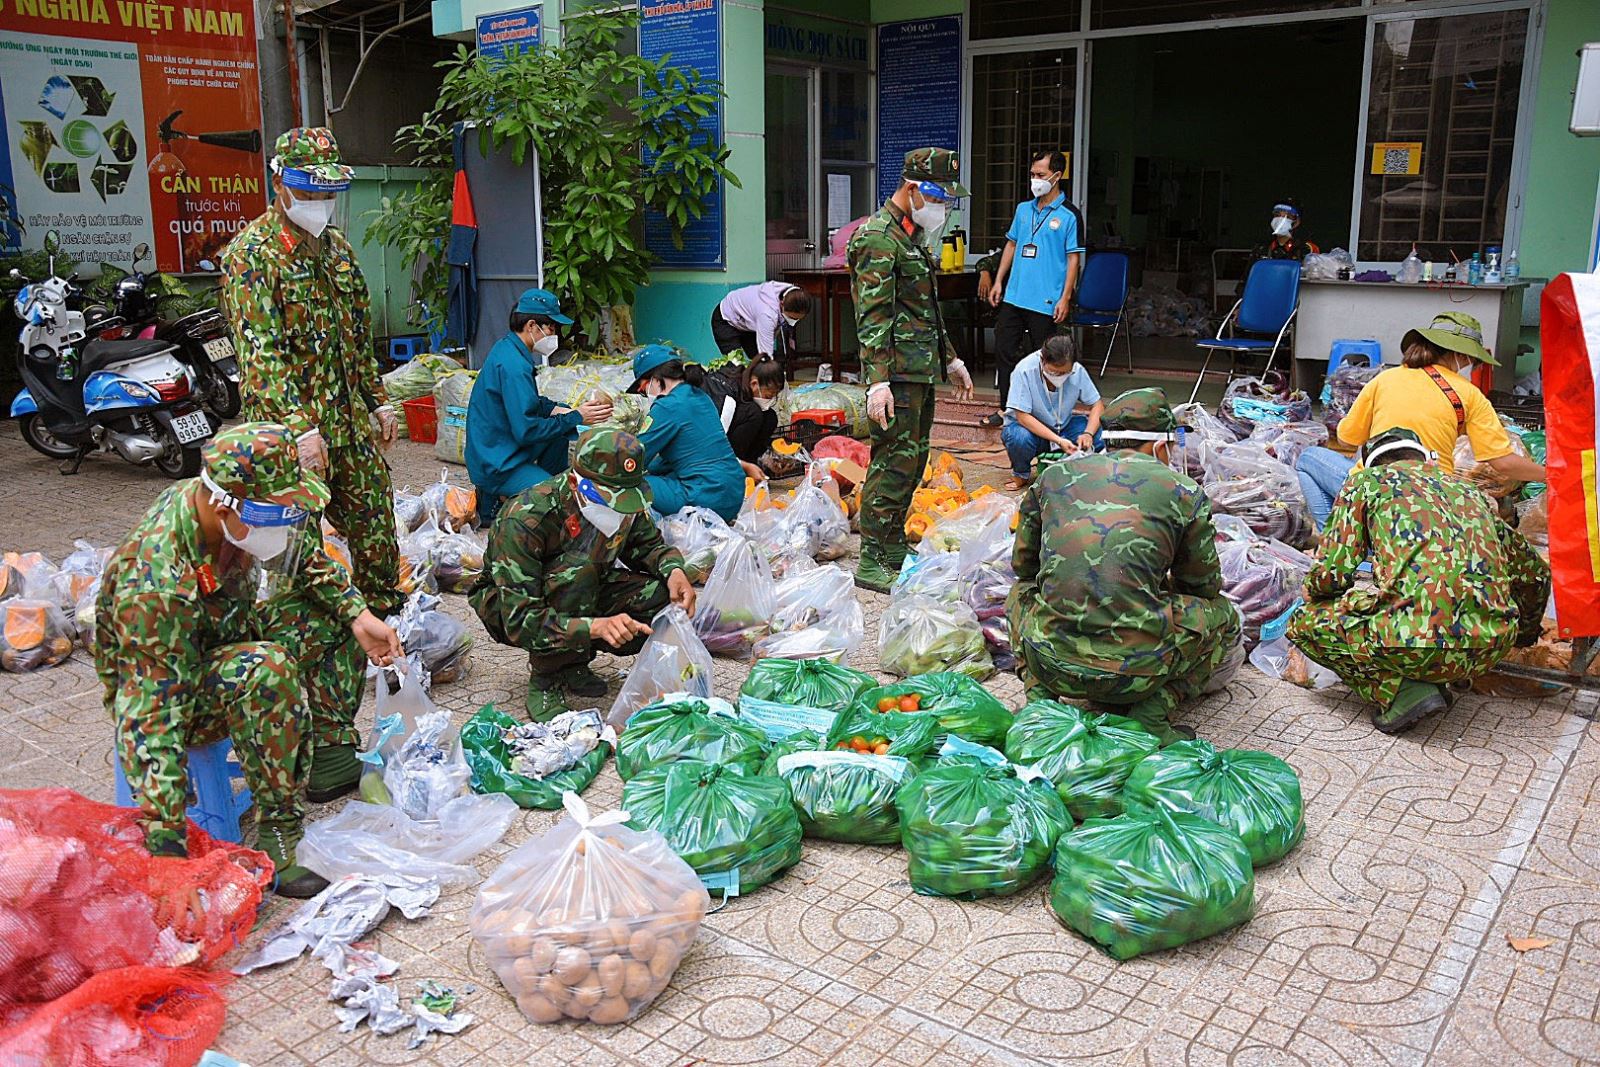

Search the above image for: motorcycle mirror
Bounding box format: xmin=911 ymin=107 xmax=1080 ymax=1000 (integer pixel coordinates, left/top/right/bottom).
xmin=133 ymin=242 xmax=150 ymax=263
xmin=7 ymin=269 xmax=19 ymax=280
xmin=197 ymin=258 xmax=216 ymax=272
xmin=42 ymin=230 xmax=60 ymax=254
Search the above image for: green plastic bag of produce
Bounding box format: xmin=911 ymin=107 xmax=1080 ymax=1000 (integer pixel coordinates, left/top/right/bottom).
xmin=852 ymin=673 xmax=1013 ymax=747
xmin=894 ymin=739 xmax=1072 ymax=899
xmin=741 ymin=658 xmax=876 ymax=714
xmin=616 ymin=695 xmax=769 ymax=781
xmin=1120 ymin=739 xmax=1304 ymax=866
xmin=460 ymin=705 xmax=610 ymax=809
xmin=764 ymin=715 xmax=939 ymax=844
xmin=736 ymin=695 xmax=839 ymax=743
xmin=622 ymin=760 xmax=803 ymax=894
xmin=1050 ymin=808 xmax=1256 ymax=960
xmin=1002 ymin=700 xmax=1161 ymax=821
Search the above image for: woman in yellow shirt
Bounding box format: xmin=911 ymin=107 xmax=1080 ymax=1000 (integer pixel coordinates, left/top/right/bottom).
xmin=1295 ymin=312 xmax=1547 ymax=528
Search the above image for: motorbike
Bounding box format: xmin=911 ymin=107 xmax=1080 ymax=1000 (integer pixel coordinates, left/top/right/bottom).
xmin=96 ymin=241 xmax=241 ymax=419
xmin=9 ymin=231 xmax=216 ymax=478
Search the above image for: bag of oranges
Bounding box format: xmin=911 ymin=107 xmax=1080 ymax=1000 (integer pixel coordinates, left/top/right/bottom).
xmin=850 ymin=673 xmax=1013 ymax=748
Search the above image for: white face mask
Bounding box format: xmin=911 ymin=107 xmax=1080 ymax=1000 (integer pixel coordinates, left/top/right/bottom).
xmin=532 ymin=333 xmax=559 ymax=359
xmin=577 ymin=497 xmax=625 ymax=537
xmin=1042 ymin=368 xmax=1071 ymax=387
xmin=1030 ymin=177 xmax=1055 ymax=198
xmin=1269 ymin=216 xmax=1294 ymax=237
xmin=223 ymin=516 xmax=291 ymax=561
xmin=910 ymin=193 xmax=947 ymax=236
xmin=753 ymin=395 xmax=776 ymax=411
xmin=783 ymin=316 xmax=802 ymax=328
xmin=283 ymin=191 xmax=337 ymax=238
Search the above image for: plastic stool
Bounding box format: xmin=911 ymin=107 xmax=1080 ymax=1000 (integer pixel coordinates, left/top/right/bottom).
xmin=1327 ymin=338 xmax=1381 ymax=377
xmin=113 ymin=739 xmax=253 ymax=844
xmin=388 ymin=335 xmax=428 ymax=363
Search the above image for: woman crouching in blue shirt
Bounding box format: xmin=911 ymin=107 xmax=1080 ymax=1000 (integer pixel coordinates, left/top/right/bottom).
xmin=628 ymin=344 xmax=746 ymax=522
xmin=1001 ymin=334 xmax=1104 ymax=490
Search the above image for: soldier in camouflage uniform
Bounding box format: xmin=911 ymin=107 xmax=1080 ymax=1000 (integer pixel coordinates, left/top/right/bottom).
xmin=220 ymin=127 xmax=401 ymax=798
xmin=1287 ymin=427 xmax=1549 ymax=733
xmin=471 ymin=427 xmax=698 ymax=720
xmin=848 ymin=147 xmax=976 ymax=592
xmin=95 ymin=423 xmax=402 ymax=897
xmin=1009 ymin=388 xmax=1242 ymax=743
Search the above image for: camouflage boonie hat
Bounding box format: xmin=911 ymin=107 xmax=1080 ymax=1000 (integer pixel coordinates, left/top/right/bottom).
xmin=272 ymin=126 xmax=354 ymax=192
xmin=572 ymin=427 xmax=651 ymax=515
xmin=1359 ymin=426 xmax=1433 ymax=467
xmin=202 ymin=422 xmax=330 ymax=512
xmin=1100 ymin=388 xmax=1177 ymax=439
xmin=902 ymin=148 xmax=969 ymax=198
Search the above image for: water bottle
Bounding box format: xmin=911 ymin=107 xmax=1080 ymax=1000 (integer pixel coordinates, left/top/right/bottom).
xmin=1484 ymin=245 xmax=1502 ymax=285
xmin=1468 ymin=253 xmax=1483 ymax=286
xmin=1504 ymin=250 xmax=1521 ymax=282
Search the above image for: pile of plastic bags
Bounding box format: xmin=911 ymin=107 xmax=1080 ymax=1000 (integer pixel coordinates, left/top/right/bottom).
xmin=471 ymin=793 xmax=709 ymax=1025
xmin=1124 ymin=286 xmax=1214 ymax=338
xmin=657 ymin=506 xmax=741 ymax=584
xmin=1170 ymin=403 xmax=1239 ymax=480
xmin=1202 ymin=440 xmax=1314 ymax=549
xmin=0 ymin=549 xmax=94 ymax=672
xmin=1214 ymin=515 xmax=1314 ymax=649
xmin=462 ymin=706 xmax=613 ymax=809
xmin=1217 ymin=376 xmax=1312 ymax=438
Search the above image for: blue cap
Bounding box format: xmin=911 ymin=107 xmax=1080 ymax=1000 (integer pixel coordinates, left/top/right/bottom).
xmin=629 ymin=344 xmax=678 ymax=393
xmin=514 ymin=288 xmax=573 ymax=325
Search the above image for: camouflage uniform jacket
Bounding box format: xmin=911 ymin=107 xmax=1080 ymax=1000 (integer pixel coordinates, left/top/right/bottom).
xmin=219 ymin=208 xmax=386 ymax=446
xmin=470 ymin=477 xmax=687 ymax=657
xmin=1013 ymin=451 xmax=1224 ymax=674
xmin=94 ymin=486 xmax=364 ymax=797
xmin=1305 ymin=462 xmax=1547 ymax=647
xmin=847 ymin=201 xmax=957 ymax=386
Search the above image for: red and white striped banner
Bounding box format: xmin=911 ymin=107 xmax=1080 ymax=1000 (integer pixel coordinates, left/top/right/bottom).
xmin=1542 ymin=272 xmax=1600 ymax=637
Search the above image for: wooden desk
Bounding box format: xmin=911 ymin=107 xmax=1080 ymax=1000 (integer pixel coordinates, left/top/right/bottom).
xmin=783 ymin=267 xmax=982 ymax=377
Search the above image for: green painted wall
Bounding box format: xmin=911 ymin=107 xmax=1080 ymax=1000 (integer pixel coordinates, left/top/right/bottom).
xmin=345 ymin=166 xmax=438 ymax=338
xmin=1520 ymin=0 xmax=1600 ymax=280
xmin=871 ymin=0 xmax=957 ymax=22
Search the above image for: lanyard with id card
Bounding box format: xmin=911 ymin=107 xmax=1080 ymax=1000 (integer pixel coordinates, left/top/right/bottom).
xmin=1020 ymin=202 xmax=1058 ymax=259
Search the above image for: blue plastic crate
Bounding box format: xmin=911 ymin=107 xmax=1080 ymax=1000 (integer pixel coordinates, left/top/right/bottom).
xmin=388 ymin=335 xmax=428 ymax=363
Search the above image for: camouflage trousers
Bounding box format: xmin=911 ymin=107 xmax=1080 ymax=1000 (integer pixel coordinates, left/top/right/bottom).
xmin=324 ymin=437 xmax=402 ymax=618
xmin=1287 ymin=599 xmax=1515 ymax=707
xmin=1015 ymin=591 xmax=1243 ymax=740
xmin=526 ymin=568 xmax=669 ymax=677
xmin=860 ymin=381 xmax=936 ymax=552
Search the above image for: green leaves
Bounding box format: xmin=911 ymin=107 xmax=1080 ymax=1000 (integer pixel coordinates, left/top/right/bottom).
xmin=362 ymin=8 xmax=736 ymax=343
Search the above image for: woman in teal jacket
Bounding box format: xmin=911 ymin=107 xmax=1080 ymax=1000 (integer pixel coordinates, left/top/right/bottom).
xmin=629 ymin=345 xmax=745 ymax=521
xmin=466 ymin=289 xmax=610 ymax=524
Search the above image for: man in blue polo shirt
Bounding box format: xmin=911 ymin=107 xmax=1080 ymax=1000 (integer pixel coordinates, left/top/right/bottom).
xmin=982 ymin=149 xmax=1085 ymax=428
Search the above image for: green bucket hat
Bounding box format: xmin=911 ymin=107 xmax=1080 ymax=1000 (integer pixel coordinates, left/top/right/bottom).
xmin=1100 ymin=387 xmax=1177 ymax=443
xmin=902 ymin=147 xmax=969 ymax=199
xmin=1358 ymin=426 xmax=1434 ymax=467
xmin=273 ymin=126 xmax=354 ymax=193
xmin=202 ymin=422 xmax=330 ymax=513
xmin=1402 ymin=311 xmax=1496 ymax=366
xmin=572 ymin=427 xmax=651 ymax=514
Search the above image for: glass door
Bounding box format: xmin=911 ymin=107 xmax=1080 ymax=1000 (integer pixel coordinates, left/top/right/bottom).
xmin=765 ymin=66 xmax=816 ymax=278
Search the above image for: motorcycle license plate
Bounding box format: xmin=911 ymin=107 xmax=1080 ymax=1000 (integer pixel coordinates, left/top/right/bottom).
xmin=202 ymin=336 xmax=235 ymax=363
xmin=171 ymin=409 xmax=212 ymax=444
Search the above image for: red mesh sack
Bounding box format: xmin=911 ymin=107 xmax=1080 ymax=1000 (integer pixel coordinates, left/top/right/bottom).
xmin=0 ymin=966 xmax=229 ymax=1067
xmin=0 ymin=789 xmax=270 ymax=1017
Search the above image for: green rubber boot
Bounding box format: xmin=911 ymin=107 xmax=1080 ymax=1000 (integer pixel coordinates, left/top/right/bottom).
xmin=257 ymin=816 xmax=328 ymax=899
xmin=560 ymin=664 xmax=607 ymax=698
xmin=1372 ymin=680 xmax=1448 ymax=734
xmin=306 ymin=743 xmax=360 ymax=803
xmin=854 ymin=541 xmax=905 ymax=594
xmin=526 ymin=675 xmax=571 ymax=722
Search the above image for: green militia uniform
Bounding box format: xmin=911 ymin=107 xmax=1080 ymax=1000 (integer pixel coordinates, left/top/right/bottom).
xmin=470 ymin=475 xmax=688 ymax=719
xmin=1287 ymin=462 xmax=1549 ymax=705
xmin=1009 ymin=450 xmax=1241 ymax=740
xmin=848 ymin=195 xmax=958 ymax=569
xmin=219 ymin=131 xmax=401 ymax=620
xmin=96 ymin=481 xmax=364 ymax=855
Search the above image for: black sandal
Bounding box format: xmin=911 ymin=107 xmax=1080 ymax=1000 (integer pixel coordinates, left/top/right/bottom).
xmin=979 ymin=412 xmax=1004 ymax=428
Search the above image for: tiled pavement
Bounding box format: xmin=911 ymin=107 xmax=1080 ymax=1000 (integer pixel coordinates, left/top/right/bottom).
xmin=2 ymin=422 xmax=1597 ymax=1067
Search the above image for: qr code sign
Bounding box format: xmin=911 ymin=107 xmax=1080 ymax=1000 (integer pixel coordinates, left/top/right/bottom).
xmin=1381 ymin=148 xmax=1412 ymax=174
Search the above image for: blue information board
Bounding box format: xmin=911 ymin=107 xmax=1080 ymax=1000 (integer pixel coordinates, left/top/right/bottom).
xmin=876 ymin=16 xmax=962 ymax=206
xmin=640 ymin=0 xmax=725 ymax=270
xmin=476 ymin=6 xmax=542 ymax=62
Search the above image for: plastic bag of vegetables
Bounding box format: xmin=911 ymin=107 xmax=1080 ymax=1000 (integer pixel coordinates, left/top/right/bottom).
xmin=1120 ymin=739 xmax=1304 ymax=866
xmin=751 ymin=598 xmax=863 ymax=663
xmin=736 ymin=695 xmax=840 ymax=743
xmin=430 ymin=527 xmax=486 ymax=594
xmin=772 ymin=563 xmax=855 ymax=631
xmin=693 ymin=535 xmax=775 ymax=657
xmin=1002 ymin=700 xmax=1161 ymax=820
xmin=0 ymin=597 xmax=75 ymax=672
xmin=1170 ymin=402 xmax=1239 ymax=479
xmin=462 ymin=705 xmax=612 ymax=808
xmin=433 ymin=367 xmax=477 ymax=466
xmin=891 ymin=551 xmax=963 ymax=603
xmin=420 ymin=468 xmax=479 ymax=532
xmin=1321 ymin=360 xmax=1383 ymax=435
xmin=1217 ymin=533 xmax=1313 ymax=649
xmin=471 ymin=792 xmax=709 ymax=1024
xmin=741 ymin=657 xmax=876 ymax=715
xmin=1202 ymin=440 xmax=1313 ymax=549
xmin=607 ymin=605 xmax=714 ymax=729
xmin=1217 ymin=374 xmax=1309 ymax=438
xmin=658 ymin=506 xmax=739 ymax=584
xmin=917 ymin=495 xmax=1017 ymax=556
xmin=764 ymin=716 xmax=939 ymax=844
xmin=621 ymin=761 xmax=803 ymax=894
xmin=1049 ymin=808 xmax=1256 ymax=959
xmin=1247 ymin=420 xmax=1328 ymax=469
xmin=772 ymin=481 xmax=851 ymax=562
xmin=895 ymin=741 xmax=1072 ymax=899
xmin=615 ymin=695 xmax=770 ymax=780
xmin=851 ymin=673 xmax=1013 ymax=748
xmin=356 ymin=666 xmax=472 ymax=818
xmin=879 ymin=593 xmax=994 ymax=680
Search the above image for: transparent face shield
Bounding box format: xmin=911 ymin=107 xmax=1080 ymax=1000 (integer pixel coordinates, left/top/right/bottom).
xmin=202 ymin=470 xmax=313 ymax=601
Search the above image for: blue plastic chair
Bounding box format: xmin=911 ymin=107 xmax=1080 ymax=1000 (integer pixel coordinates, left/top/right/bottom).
xmin=113 ymin=739 xmax=253 ymax=844
xmin=1067 ymin=251 xmax=1133 ymax=375
xmin=1190 ymin=258 xmax=1301 ymax=403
